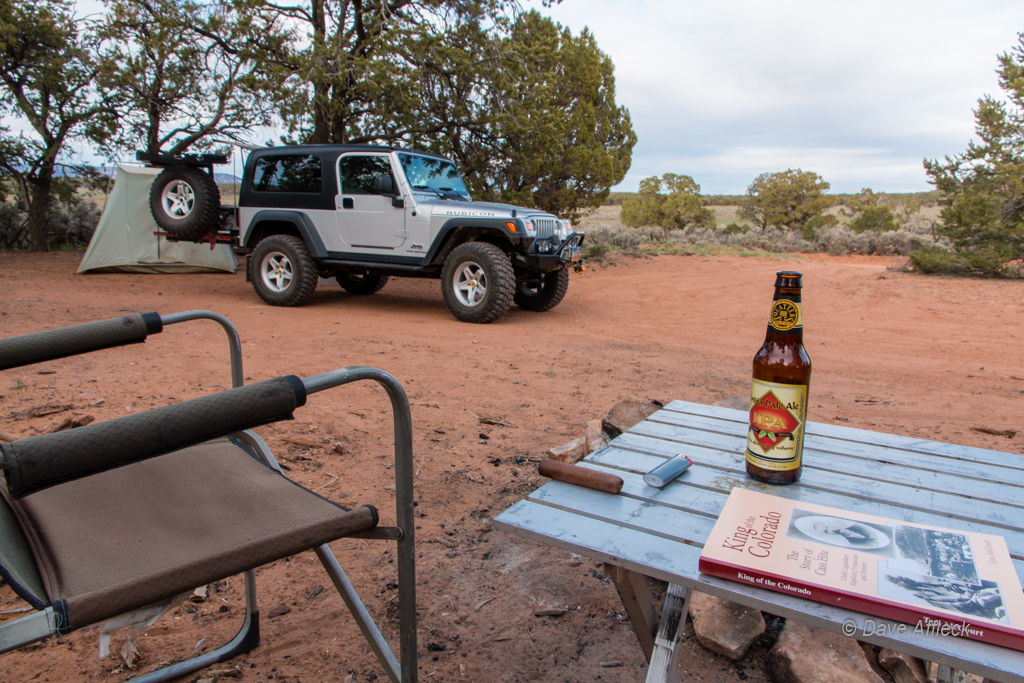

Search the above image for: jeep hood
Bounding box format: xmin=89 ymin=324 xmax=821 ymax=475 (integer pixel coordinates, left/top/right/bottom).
xmin=426 ymin=199 xmax=554 ymax=219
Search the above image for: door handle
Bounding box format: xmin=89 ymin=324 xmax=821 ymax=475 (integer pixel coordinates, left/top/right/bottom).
xmin=342 ymin=197 xmax=354 ymax=209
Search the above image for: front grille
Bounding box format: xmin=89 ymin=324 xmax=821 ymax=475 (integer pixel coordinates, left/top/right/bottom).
xmin=532 ymin=217 xmax=558 ymax=239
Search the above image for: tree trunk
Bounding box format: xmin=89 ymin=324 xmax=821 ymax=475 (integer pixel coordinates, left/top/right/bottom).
xmin=308 ymin=0 xmax=330 ymax=144
xmin=26 ymin=173 xmax=53 ymax=252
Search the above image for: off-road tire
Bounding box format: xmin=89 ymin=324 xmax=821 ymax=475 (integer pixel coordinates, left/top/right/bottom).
xmin=336 ymin=271 xmax=389 ymax=295
xmin=250 ymin=235 xmax=318 ymax=307
xmin=514 ymin=269 xmax=569 ymax=312
xmin=441 ymin=242 xmax=515 ymax=324
xmin=149 ymin=166 xmax=220 ymax=239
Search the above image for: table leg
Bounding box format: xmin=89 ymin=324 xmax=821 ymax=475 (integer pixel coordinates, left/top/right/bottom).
xmin=644 ymin=583 xmax=689 ymax=683
xmin=934 ymin=663 xmax=981 ymax=683
xmin=603 ymin=564 xmax=690 ymax=683
xmin=605 ymin=563 xmax=657 ymax=659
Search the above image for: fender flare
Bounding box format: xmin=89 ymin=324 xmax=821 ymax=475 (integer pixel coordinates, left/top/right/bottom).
xmin=424 ymin=218 xmax=526 ymax=264
xmin=244 ymin=210 xmax=328 ymax=258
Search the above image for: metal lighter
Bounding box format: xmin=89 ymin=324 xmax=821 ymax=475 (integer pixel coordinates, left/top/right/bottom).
xmin=643 ymin=454 xmax=693 ymax=488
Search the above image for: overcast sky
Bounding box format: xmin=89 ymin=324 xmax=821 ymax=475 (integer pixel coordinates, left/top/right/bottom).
xmin=63 ymin=0 xmax=1024 ymax=194
xmin=542 ymin=0 xmax=1024 ymax=193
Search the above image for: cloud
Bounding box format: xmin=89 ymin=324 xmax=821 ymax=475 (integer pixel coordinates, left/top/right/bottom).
xmin=544 ymin=0 xmax=1024 ymax=192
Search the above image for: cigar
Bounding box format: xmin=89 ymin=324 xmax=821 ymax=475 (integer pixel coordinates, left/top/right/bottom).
xmin=538 ymin=459 xmax=623 ymax=494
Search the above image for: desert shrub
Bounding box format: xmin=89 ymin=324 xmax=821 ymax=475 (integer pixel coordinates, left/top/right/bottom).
xmin=585 ymin=241 xmax=609 ymax=259
xmin=47 ymin=201 xmax=100 ymax=247
xmin=0 ymin=204 xmax=27 ymax=248
xmin=0 ymin=200 xmax=99 ymax=250
xmin=586 ymin=225 xmax=618 ymax=245
xmin=802 ymin=214 xmax=838 ymax=241
xmin=579 ymin=210 xmax=942 ymax=257
xmin=608 ymin=229 xmax=642 ymax=253
xmin=816 ymin=226 xmax=873 ymax=255
xmin=910 ymin=244 xmax=1021 ymax=276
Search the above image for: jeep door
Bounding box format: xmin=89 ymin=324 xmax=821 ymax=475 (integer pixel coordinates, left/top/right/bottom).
xmin=336 ymin=153 xmax=406 ymax=249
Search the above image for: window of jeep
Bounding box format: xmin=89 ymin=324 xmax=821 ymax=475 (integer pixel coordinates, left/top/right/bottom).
xmin=252 ymin=154 xmax=322 ymax=193
xmin=397 ymin=153 xmax=470 ymax=199
xmin=339 ymin=155 xmax=393 ymax=195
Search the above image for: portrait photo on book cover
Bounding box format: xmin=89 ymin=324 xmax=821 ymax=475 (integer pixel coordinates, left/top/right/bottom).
xmin=787 ymin=509 xmax=895 ymax=556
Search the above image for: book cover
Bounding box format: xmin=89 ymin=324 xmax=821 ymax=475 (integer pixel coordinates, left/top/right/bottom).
xmin=698 ymin=488 xmax=1024 ymax=651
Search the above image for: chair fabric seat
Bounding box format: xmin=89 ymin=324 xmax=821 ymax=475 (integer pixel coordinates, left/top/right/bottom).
xmin=1 ymin=437 xmax=377 ymax=631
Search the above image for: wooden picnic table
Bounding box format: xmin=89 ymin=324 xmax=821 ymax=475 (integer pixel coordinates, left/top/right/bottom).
xmin=494 ymin=401 xmax=1024 ymax=683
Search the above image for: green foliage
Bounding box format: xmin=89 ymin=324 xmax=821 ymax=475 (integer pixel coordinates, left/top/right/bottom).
xmin=94 ymin=0 xmax=289 ymax=155
xmin=908 ymin=244 xmax=1020 ymax=276
xmin=739 ymin=169 xmax=836 ymax=233
xmin=603 ymin=192 xmax=633 ymax=205
xmin=921 ymin=33 xmax=1024 ymax=277
xmin=413 ymin=11 xmax=635 ymax=220
xmin=841 ymin=188 xmax=921 ymax=228
xmin=801 ymin=213 xmax=838 ymax=241
xmin=0 ymin=0 xmax=114 ymax=251
xmin=620 ymin=173 xmax=714 ymax=235
xmin=850 ymin=205 xmax=898 ymax=234
xmin=722 ymin=222 xmax=750 ymax=235
xmin=701 ymin=195 xmax=747 ymax=206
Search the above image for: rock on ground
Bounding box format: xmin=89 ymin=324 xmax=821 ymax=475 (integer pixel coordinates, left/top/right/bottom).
xmin=687 ymin=591 xmax=765 ymax=661
xmin=602 ymin=397 xmax=660 ymax=438
xmin=878 ymin=649 xmax=927 ymax=683
xmin=547 ymin=436 xmax=587 ymax=463
xmin=584 ymin=419 xmax=609 ymax=454
xmin=767 ymin=620 xmax=884 ymax=683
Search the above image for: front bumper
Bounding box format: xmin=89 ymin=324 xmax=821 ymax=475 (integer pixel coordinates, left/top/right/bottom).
xmin=525 ymin=233 xmax=585 ymax=271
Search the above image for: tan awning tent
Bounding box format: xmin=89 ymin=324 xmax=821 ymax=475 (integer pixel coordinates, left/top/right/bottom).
xmin=78 ymin=165 xmax=237 ymax=274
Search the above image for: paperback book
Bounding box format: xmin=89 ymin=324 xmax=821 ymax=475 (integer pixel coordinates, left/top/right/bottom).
xmin=699 ymin=488 xmax=1024 ymax=651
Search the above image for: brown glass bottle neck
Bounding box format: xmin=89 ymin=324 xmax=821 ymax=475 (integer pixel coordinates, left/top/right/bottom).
xmin=766 ymin=286 xmax=803 ymax=339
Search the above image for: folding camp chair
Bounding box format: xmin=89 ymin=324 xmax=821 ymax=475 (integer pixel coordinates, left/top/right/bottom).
xmin=0 ymin=310 xmax=417 ymax=682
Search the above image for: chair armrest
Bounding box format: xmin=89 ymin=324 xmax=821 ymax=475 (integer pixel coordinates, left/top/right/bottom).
xmin=1 ymin=376 xmax=306 ymax=496
xmin=0 ymin=312 xmax=162 ymax=370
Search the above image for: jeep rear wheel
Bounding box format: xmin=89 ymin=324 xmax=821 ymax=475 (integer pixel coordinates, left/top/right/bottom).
xmin=250 ymin=235 xmax=318 ymax=307
xmin=149 ymin=166 xmax=220 ymax=239
xmin=441 ymin=243 xmax=514 ymax=324
xmin=514 ymin=269 xmax=569 ymax=312
xmin=336 ymin=271 xmax=389 ymax=295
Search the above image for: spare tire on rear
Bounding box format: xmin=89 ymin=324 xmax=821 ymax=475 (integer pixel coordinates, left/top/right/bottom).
xmin=149 ymin=166 xmax=220 ymax=239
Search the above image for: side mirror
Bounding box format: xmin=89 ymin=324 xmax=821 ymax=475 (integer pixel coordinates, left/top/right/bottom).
xmin=373 ymin=175 xmax=394 ymax=195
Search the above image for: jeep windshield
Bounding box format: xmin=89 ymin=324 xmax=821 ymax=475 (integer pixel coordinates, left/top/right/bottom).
xmin=397 ymin=153 xmax=471 ymax=200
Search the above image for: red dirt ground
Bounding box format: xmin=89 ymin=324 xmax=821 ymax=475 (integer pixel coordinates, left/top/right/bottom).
xmin=0 ymin=250 xmax=1021 ymax=683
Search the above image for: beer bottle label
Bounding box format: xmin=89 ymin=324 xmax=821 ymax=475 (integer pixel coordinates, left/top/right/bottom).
xmin=745 ymin=379 xmax=807 ymax=471
xmin=769 ymin=299 xmax=802 ymax=333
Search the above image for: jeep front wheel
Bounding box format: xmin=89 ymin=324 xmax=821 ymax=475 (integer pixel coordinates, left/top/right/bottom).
xmin=441 ymin=243 xmax=514 ymax=324
xmin=336 ymin=271 xmax=389 ymax=295
xmin=250 ymin=235 xmax=318 ymax=306
xmin=514 ymin=269 xmax=569 ymax=312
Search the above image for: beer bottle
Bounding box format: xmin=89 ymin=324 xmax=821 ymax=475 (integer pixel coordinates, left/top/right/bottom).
xmin=745 ymin=271 xmax=811 ymax=484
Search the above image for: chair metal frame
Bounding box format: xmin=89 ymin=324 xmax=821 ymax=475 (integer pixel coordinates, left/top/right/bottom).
xmin=0 ymin=310 xmax=417 ymax=683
